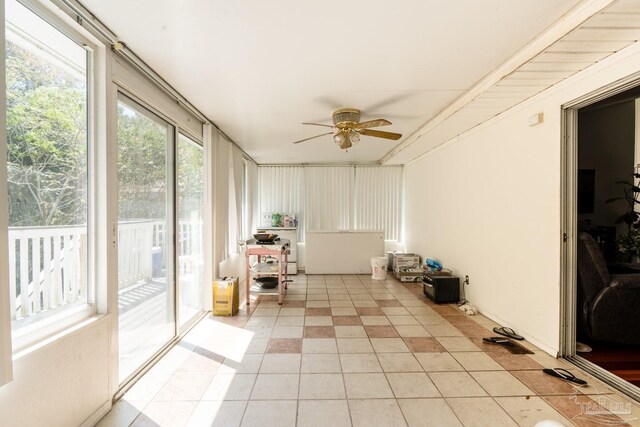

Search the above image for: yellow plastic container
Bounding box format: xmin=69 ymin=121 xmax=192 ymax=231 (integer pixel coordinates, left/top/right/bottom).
xmin=212 ymin=277 xmax=239 ymax=316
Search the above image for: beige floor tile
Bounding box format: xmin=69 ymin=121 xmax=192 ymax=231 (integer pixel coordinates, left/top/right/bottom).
xmin=386 ymin=373 xmax=441 ymax=398
xmin=414 ymin=315 xmax=449 ymax=326
xmin=250 ymin=374 xmax=299 ymax=400
xmin=371 ymin=337 xmax=411 ymax=353
xmin=201 ymin=373 xmax=256 ymax=400
xmin=245 ymin=338 xmax=269 ymax=354
xmin=429 ymin=372 xmax=488 ymax=397
xmin=495 ymin=396 xmax=572 ymax=427
xmin=470 ymin=371 xmax=534 ymax=396
xmin=301 ymin=353 xmax=341 ymax=373
xmin=406 ymin=306 xmax=437 ymax=316
xmin=297 ymin=400 xmax=351 ymax=427
xmin=219 ymin=354 xmax=264 ymax=374
xmin=353 ymin=300 xmax=378 ymax=307
xmin=334 ymin=325 xmax=368 ymax=338
xmin=451 ymin=352 xmax=505 ymax=371
xmin=302 ymin=338 xmax=338 ymax=353
xmin=348 ymin=399 xmax=408 ymax=427
xmin=131 ymin=401 xmax=197 ymax=427
xmin=340 ymin=353 xmax=383 ymax=372
xmin=398 ymin=398 xmax=462 ymax=427
xmin=337 ymin=338 xmax=375 ymax=353
xmin=388 ymin=315 xmax=421 ymax=326
xmin=124 ymin=372 xmax=172 ymax=401
xmin=394 ymin=325 xmax=431 ymax=337
xmin=241 ymin=400 xmax=297 ymax=427
xmin=299 ymin=373 xmax=346 ymax=399
xmin=259 ymin=353 xmax=301 ymax=373
xmin=332 ymin=307 xmax=358 ymax=316
xmin=305 ymin=300 xmax=330 ymax=308
xmin=446 ymin=397 xmax=518 ymax=427
xmin=436 ymin=336 xmax=482 ymax=352
xmin=382 ymin=307 xmax=411 ymax=316
xmin=304 ymin=316 xmax=333 ymax=326
xmin=378 ymin=353 xmax=424 ymax=372
xmin=344 ymin=373 xmax=394 ymax=398
xmin=185 ymin=400 xmax=247 ymax=427
xmin=153 ymin=372 xmax=214 ymax=401
xmin=330 ymin=300 xmax=355 ymax=307
xmin=360 ymin=315 xmax=391 ymax=325
xmin=246 ymin=316 xmax=277 ymax=327
xmin=270 ymin=326 xmax=303 ymax=338
xmin=425 ymin=324 xmax=464 ymax=336
xmin=275 ymin=316 xmax=304 ymax=326
xmin=243 ymin=326 xmax=273 ymax=339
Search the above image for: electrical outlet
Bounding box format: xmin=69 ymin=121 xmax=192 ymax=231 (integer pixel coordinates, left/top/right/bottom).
xmin=464 ymin=275 xmax=470 ymax=285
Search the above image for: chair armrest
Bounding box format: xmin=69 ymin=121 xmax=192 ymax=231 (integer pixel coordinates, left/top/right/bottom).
xmin=609 ymin=274 xmax=640 ymax=290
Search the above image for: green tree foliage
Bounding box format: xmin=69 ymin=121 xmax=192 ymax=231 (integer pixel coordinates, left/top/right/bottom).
xmin=6 ymin=41 xmax=87 ymax=227
xmin=117 ymin=103 xmax=169 ymax=220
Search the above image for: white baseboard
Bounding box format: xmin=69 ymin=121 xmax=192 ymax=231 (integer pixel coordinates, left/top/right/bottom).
xmin=80 ymin=399 xmax=112 ymax=427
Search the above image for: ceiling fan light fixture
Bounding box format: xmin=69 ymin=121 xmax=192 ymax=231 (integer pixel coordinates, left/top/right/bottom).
xmin=333 ymin=131 xmax=345 ymax=146
xmin=349 ymin=131 xmax=360 ymax=144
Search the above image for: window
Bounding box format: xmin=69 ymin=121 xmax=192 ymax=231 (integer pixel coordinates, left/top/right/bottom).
xmin=117 ymin=95 xmax=175 ymax=382
xmin=5 ymin=0 xmax=92 ymax=338
xmin=177 ymin=133 xmax=204 ymax=328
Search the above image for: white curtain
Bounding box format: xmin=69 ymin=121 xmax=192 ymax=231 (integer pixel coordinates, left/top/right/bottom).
xmin=304 ymin=167 xmax=353 ymax=232
xmin=213 ymin=131 xmax=230 ymax=263
xmin=354 ymin=166 xmax=403 ymax=240
xmin=246 ymin=159 xmax=260 ymax=237
xmin=228 ymin=145 xmax=244 ymax=254
xmin=0 ymin=4 xmax=13 ymax=386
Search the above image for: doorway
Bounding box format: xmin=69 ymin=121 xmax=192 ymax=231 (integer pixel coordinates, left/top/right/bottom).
xmin=563 ymin=77 xmax=640 ymax=401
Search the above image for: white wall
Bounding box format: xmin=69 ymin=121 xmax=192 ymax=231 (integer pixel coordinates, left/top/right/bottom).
xmin=403 ymin=42 xmax=640 ymax=355
xmin=0 ymin=317 xmax=111 ymax=427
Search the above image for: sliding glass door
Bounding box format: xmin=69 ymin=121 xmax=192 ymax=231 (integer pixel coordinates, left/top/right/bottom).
xmin=117 ymin=95 xmax=175 ymax=382
xmin=177 ymin=134 xmax=204 ymax=329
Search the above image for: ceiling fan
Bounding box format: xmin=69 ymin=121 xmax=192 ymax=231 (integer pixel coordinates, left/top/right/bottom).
xmin=292 ymin=108 xmax=402 ymax=150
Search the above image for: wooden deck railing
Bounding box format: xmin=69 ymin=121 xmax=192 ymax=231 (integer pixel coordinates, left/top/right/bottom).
xmin=8 ymin=219 xmax=203 ymax=321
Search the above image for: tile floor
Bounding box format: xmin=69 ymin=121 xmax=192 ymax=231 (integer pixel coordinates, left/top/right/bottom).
xmin=97 ymin=274 xmax=640 ymax=427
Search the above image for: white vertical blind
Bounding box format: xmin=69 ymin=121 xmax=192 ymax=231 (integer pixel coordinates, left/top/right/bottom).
xmin=304 ymin=167 xmax=353 ymax=232
xmin=354 ymin=166 xmax=403 ymax=240
xmin=0 ymin=3 xmax=13 ymax=386
xmin=259 ymin=166 xmax=305 ymax=239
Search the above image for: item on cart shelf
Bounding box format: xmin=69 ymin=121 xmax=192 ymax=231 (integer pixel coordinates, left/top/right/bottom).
xmin=253 ymin=233 xmax=278 ymax=243
xmin=256 ymin=276 xmax=279 ymax=289
xmin=212 ymin=277 xmax=239 ymax=316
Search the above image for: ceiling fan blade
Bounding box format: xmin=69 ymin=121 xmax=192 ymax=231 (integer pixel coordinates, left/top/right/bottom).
xmin=303 ymin=122 xmax=334 ymax=128
xmin=354 ymin=119 xmax=391 ymax=129
xmin=359 ymin=129 xmax=402 ymax=140
xmin=292 ymin=132 xmax=333 ymax=144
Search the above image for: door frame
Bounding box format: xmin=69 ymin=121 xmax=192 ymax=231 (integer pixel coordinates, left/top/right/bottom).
xmin=561 ymin=71 xmax=640 ymax=402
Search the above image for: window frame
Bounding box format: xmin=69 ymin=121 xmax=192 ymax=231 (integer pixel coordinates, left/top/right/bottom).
xmin=5 ymin=0 xmax=99 ymax=353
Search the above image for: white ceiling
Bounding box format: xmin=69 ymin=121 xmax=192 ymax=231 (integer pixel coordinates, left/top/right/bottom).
xmin=80 ymin=0 xmax=584 ymax=164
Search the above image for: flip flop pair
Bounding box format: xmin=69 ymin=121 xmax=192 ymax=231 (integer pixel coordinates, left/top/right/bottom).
xmin=493 ymin=326 xmax=524 ymax=340
xmin=482 ymin=336 xmax=516 ymax=347
xmin=543 ymin=368 xmax=588 ymax=387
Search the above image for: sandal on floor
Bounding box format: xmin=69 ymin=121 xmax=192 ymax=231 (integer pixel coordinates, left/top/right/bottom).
xmin=482 ymin=336 xmax=516 ymax=347
xmin=542 ymin=368 xmax=588 ymax=387
xmin=493 ymin=326 xmax=524 ymax=340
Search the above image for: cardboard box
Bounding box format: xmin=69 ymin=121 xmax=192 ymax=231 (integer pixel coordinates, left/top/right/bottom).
xmin=212 ymin=277 xmax=239 ymax=316
xmin=393 ymin=254 xmax=421 ymax=269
